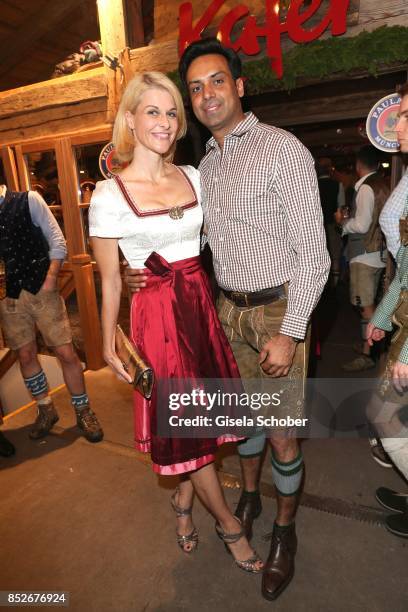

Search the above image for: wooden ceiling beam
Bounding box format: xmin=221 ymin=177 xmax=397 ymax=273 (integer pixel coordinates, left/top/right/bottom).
xmin=0 ymin=0 xmax=85 ymax=79
xmin=96 ymin=0 xmax=127 ymax=122
xmin=254 ymin=88 xmax=392 ymax=128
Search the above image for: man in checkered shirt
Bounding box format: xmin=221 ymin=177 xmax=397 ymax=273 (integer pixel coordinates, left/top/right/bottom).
xmin=125 ymin=39 xmax=329 ymax=599
xmin=180 ymin=38 xmax=329 ymax=600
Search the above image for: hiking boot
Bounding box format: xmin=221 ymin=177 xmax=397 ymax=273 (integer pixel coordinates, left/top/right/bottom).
xmin=369 ymin=439 xmax=393 ymax=468
xmin=76 ymin=405 xmax=104 ymax=443
xmin=29 ymin=401 xmax=59 ymax=439
xmin=341 ymin=354 xmax=375 ymax=372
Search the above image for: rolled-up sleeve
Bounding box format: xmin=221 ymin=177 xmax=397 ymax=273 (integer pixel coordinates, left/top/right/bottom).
xmin=342 ymin=185 xmax=374 ymax=235
xmin=28 ymin=191 xmax=66 ymax=260
xmin=275 ymin=140 xmax=330 ymax=339
xmin=370 ymin=274 xmax=401 ymax=332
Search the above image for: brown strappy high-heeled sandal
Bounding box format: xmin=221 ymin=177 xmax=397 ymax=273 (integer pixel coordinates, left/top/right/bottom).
xmin=215 ymin=519 xmax=263 ymax=573
xmin=171 ymin=489 xmax=199 ymax=554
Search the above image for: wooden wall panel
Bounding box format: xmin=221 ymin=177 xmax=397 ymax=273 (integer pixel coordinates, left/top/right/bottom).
xmin=0 ymin=99 xmax=108 ymax=144
xmin=130 ymin=40 xmax=179 ymax=74
xmin=343 ymin=0 xmax=408 ymax=37
xmin=359 ymin=0 xmax=408 ymax=24
xmin=257 ymin=87 xmax=403 ymax=128
xmin=0 ymin=68 xmax=107 ymax=118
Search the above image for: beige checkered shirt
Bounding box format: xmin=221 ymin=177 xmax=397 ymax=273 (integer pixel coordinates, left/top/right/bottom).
xmin=199 ymin=112 xmax=330 ymax=339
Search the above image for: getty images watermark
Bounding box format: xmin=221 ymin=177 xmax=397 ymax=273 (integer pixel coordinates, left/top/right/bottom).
xmin=156 ymin=378 xmax=408 ymax=439
xmin=167 ymin=388 xmax=307 ymax=429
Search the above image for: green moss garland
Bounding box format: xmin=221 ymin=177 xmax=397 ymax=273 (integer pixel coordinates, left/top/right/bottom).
xmin=169 ymin=25 xmax=408 ymax=94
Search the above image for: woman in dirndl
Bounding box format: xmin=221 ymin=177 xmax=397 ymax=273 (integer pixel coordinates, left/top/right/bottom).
xmin=89 ymin=72 xmax=263 ymax=573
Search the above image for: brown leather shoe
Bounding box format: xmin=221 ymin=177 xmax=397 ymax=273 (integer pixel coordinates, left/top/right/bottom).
xmin=262 ymin=522 xmax=297 ymax=601
xmin=234 ymin=490 xmax=262 ymax=540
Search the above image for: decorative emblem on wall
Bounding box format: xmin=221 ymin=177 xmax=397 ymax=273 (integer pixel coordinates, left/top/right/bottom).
xmin=99 ymin=143 xmax=128 ymax=179
xmin=366 ymin=93 xmax=401 ymax=153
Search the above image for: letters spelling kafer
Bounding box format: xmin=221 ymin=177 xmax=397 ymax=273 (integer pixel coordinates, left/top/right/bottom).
xmin=179 ymin=0 xmax=350 ymax=78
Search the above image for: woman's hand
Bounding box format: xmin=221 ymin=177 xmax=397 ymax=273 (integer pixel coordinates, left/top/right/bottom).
xmin=104 ymin=350 xmax=133 ymax=384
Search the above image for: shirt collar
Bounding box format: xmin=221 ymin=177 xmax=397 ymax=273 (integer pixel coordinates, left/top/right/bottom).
xmin=355 ymin=171 xmax=376 ymax=191
xmin=205 ymin=112 xmax=259 ymax=152
xmin=0 ymin=185 xmax=6 ymax=203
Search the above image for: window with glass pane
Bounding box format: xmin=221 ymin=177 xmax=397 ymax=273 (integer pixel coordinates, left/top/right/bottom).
xmin=25 ymin=150 xmax=64 ymax=235
xmin=25 ymin=150 xmax=60 ymax=203
xmin=74 ymin=143 xmax=106 ymax=255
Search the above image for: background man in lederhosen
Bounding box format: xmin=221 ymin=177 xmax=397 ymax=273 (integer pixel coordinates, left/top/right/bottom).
xmin=0 ymin=185 xmax=103 ymax=444
xmin=336 ymin=145 xmax=390 ymax=373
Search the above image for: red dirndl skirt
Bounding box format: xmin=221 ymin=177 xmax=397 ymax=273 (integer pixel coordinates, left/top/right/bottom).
xmin=130 ymin=251 xmax=241 ymax=475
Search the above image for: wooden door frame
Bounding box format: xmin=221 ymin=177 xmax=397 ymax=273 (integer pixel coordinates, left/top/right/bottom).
xmin=11 ymin=129 xmax=112 ymax=369
xmin=1 ymin=146 xmax=19 ymax=190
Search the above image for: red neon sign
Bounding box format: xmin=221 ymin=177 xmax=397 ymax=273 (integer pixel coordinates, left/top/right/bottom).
xmin=179 ymin=0 xmax=350 ymax=78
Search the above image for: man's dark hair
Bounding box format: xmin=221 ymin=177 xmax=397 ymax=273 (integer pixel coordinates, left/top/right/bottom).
xmin=316 ymin=157 xmax=332 ymax=178
xmin=356 ymin=145 xmax=380 ymax=171
xmin=398 ymin=82 xmax=408 ymax=99
xmin=179 ymin=37 xmax=242 ymax=87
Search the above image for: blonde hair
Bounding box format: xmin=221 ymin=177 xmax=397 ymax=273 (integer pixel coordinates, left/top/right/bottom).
xmin=113 ymin=72 xmax=187 ymax=163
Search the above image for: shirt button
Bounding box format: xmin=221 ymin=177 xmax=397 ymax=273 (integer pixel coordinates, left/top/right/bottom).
xmin=213 ymin=176 xmax=218 ymax=182
xmin=219 ymin=236 xmax=224 ymax=242
xmin=215 ymin=208 xmax=220 ymax=213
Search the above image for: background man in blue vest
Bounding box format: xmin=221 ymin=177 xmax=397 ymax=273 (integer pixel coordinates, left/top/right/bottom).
xmin=0 ymin=185 xmax=103 ymax=444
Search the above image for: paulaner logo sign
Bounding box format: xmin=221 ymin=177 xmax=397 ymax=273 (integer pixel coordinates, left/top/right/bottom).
xmin=99 ymin=142 xmax=128 ymax=179
xmin=366 ymin=94 xmax=402 ymax=153
xmin=179 ymin=0 xmax=351 ymax=78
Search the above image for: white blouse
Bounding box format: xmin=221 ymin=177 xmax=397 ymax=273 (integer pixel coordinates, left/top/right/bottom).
xmin=89 ymin=165 xmax=202 ymax=268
